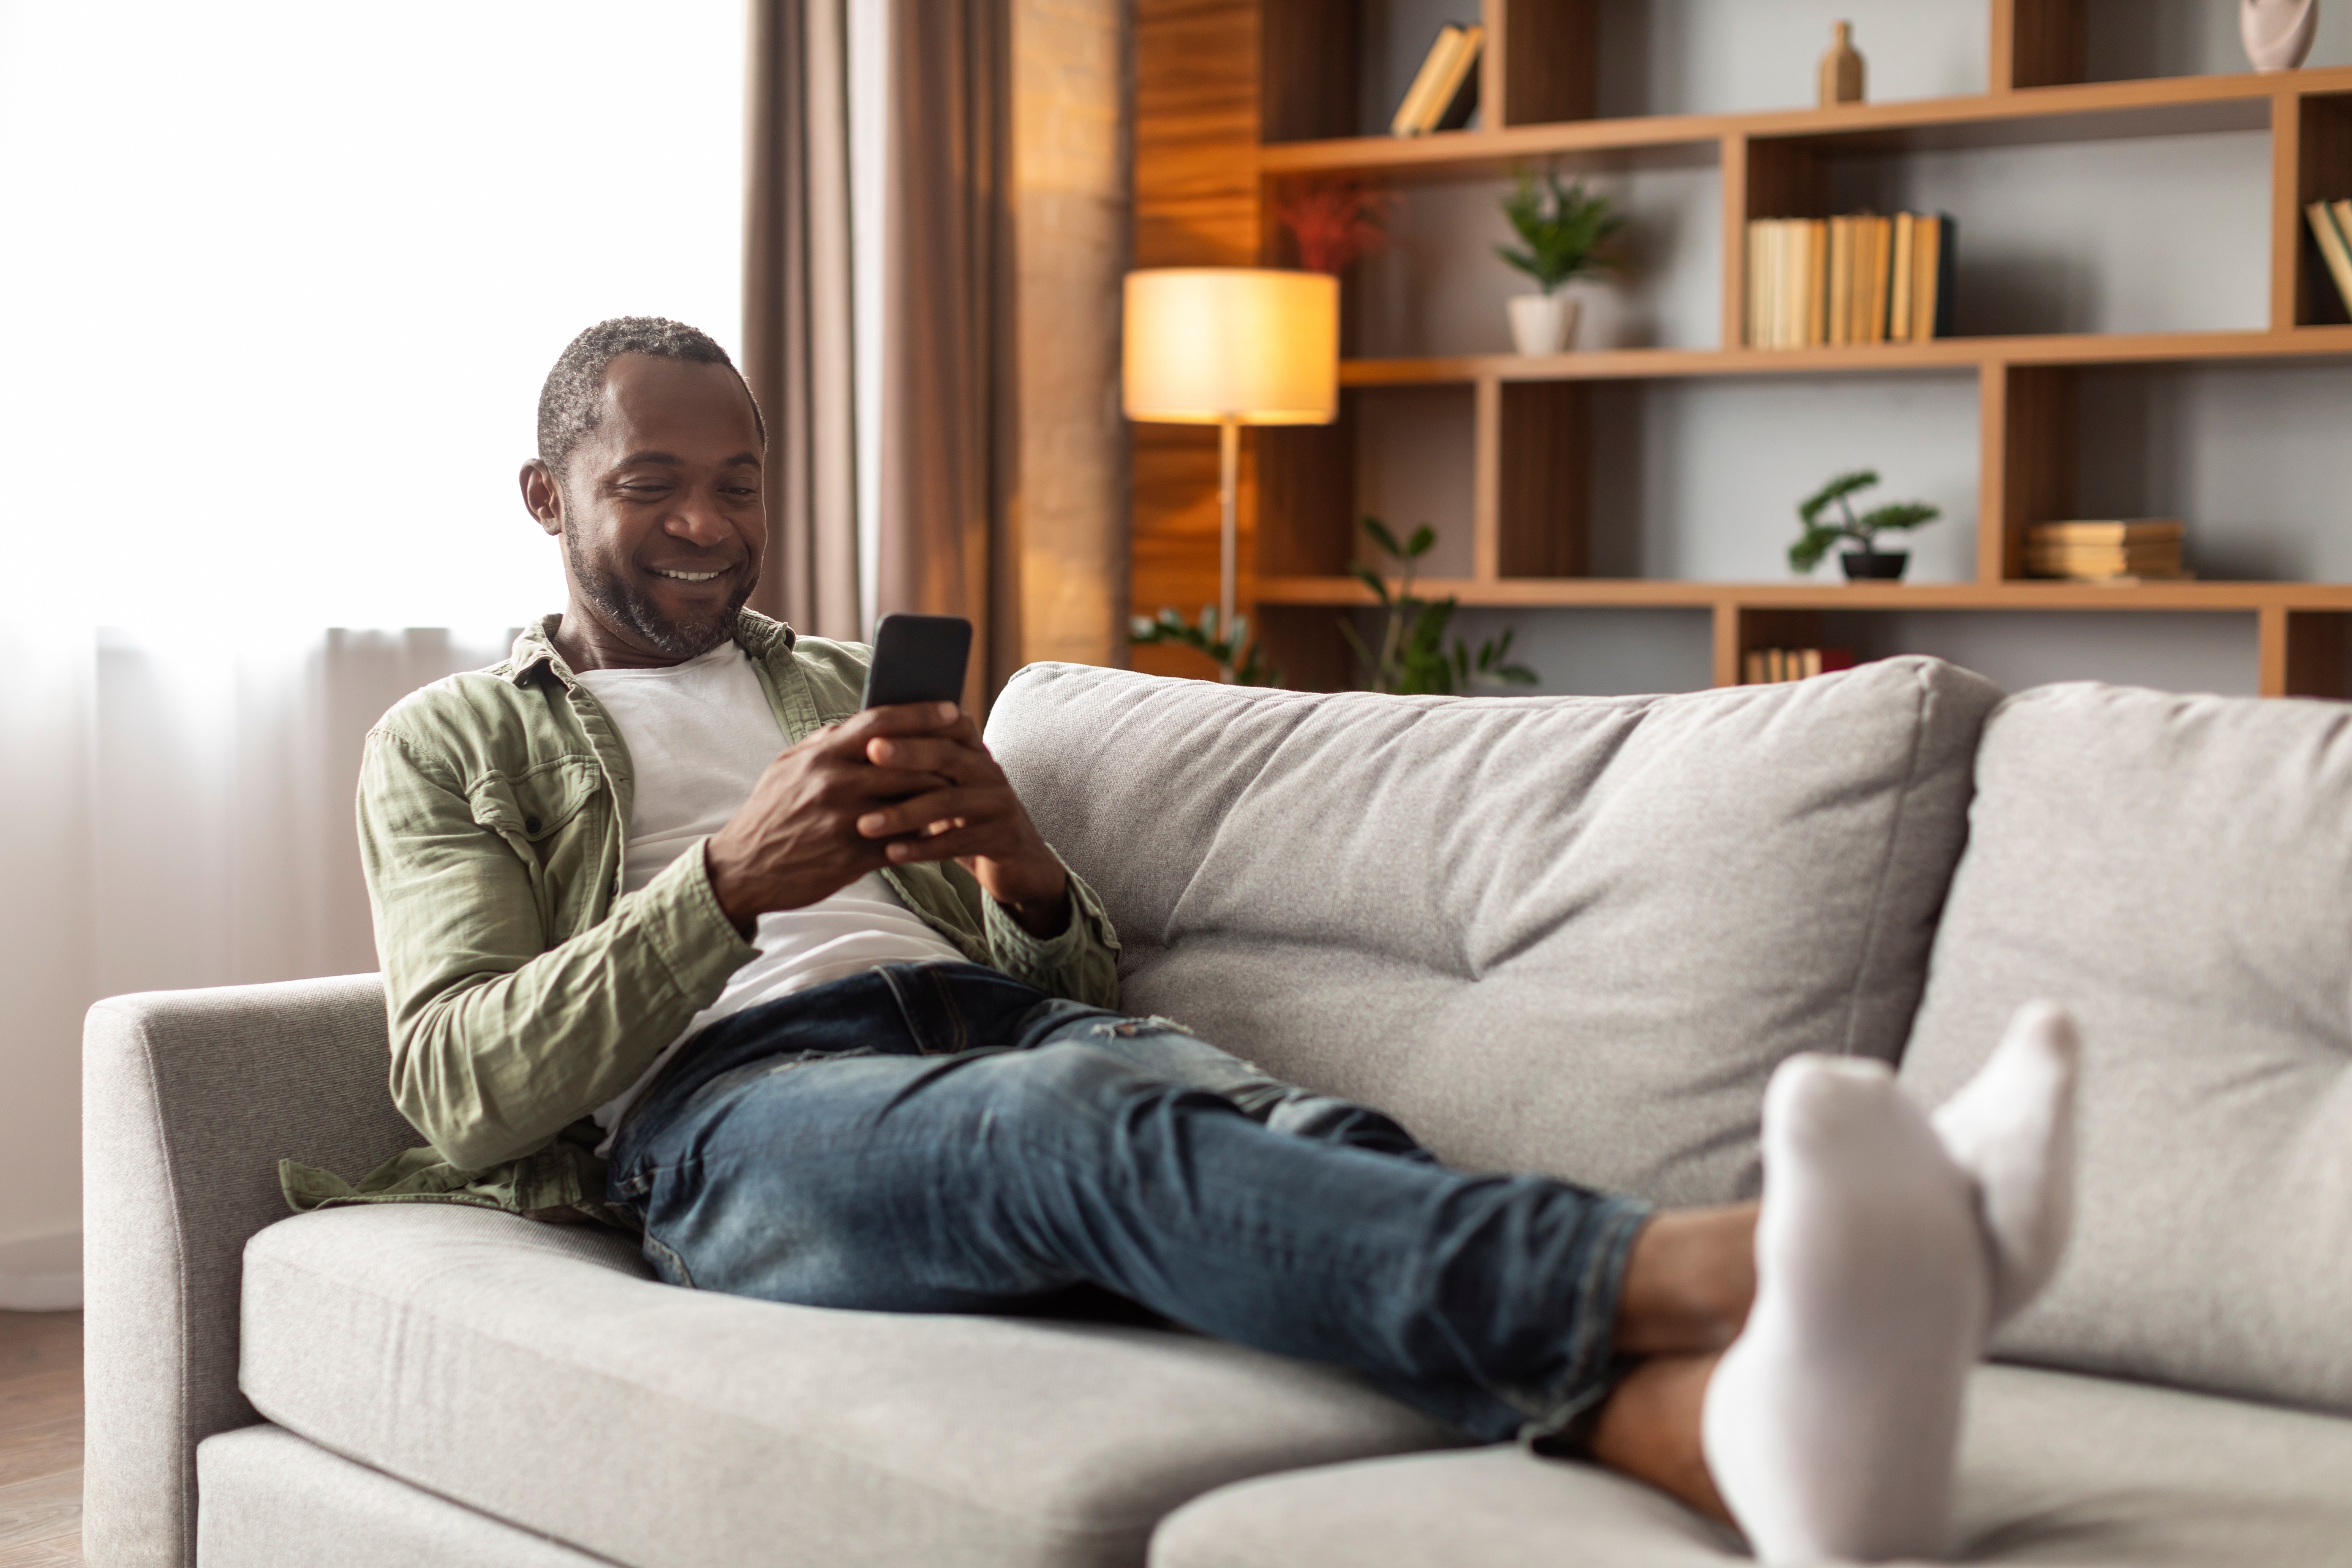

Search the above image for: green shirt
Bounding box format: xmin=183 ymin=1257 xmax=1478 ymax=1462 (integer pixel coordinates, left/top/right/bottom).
xmin=281 ymin=611 xmax=1122 ymax=1222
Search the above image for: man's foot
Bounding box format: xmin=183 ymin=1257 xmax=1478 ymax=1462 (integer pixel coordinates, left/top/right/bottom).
xmin=1700 ymin=1055 xmax=1988 ymax=1565
xmin=1931 ymin=1001 xmax=2081 ymax=1327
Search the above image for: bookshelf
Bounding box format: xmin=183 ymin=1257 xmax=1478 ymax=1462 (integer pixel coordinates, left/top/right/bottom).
xmin=1128 ymin=1 xmax=2352 ymax=698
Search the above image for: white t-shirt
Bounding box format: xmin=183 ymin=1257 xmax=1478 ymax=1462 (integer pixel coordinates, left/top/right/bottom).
xmin=574 ymin=642 xmax=963 ymax=1147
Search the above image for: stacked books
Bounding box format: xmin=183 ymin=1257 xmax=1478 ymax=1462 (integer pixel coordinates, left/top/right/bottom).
xmin=2024 ymin=521 xmax=2190 ymax=582
xmin=1744 ymin=647 xmax=1858 ymax=684
xmin=2307 ymin=200 xmax=2352 ymax=317
xmin=1746 ymin=213 xmax=1954 ymax=349
xmin=1389 ymin=23 xmax=1483 ymax=137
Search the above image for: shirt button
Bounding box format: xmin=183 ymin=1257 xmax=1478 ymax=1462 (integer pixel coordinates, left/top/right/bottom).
xmin=526 ymin=816 xmax=542 ymax=834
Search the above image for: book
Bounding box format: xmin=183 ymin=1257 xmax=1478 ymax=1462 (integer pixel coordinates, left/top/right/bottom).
xmin=1421 ymin=24 xmax=1484 ymax=134
xmin=1745 ymin=647 xmax=1860 ymax=683
xmin=1890 ymin=213 xmax=1917 ymax=341
xmin=1912 ymin=214 xmax=1956 ymax=341
xmin=2031 ymin=520 xmax=2185 ymax=544
xmin=1801 ymin=219 xmax=1828 ymax=346
xmin=2308 ymin=201 xmax=2352 ymax=318
xmin=1827 ymin=216 xmax=1855 ymax=347
xmin=1863 ymin=214 xmax=1893 ymax=344
xmin=1390 ymin=25 xmax=1466 ymax=137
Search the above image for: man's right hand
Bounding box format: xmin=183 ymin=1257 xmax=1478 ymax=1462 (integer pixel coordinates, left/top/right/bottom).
xmin=702 ymin=701 xmax=963 ymax=936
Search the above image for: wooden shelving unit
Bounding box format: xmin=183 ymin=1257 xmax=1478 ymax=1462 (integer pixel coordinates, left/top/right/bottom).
xmin=1128 ymin=0 xmax=2352 ymax=697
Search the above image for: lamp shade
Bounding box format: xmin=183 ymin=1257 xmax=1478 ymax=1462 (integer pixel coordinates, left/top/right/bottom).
xmin=1122 ymin=268 xmax=1338 ymax=425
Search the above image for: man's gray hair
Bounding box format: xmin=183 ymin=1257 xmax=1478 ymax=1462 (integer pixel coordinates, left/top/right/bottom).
xmin=535 ymin=317 xmax=765 ymax=475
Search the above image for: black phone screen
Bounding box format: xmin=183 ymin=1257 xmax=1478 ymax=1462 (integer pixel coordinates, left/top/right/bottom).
xmin=861 ymin=613 xmax=974 ymax=709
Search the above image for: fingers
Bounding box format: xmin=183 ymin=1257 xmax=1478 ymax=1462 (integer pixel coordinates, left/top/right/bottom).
xmin=862 ymin=733 xmax=1001 ymax=782
xmin=823 ymin=701 xmax=963 ymax=756
xmin=855 ymin=786 xmax=999 ymax=840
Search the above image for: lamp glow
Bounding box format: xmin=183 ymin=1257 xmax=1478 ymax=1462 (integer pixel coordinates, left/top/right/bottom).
xmin=1121 ymin=268 xmax=1340 ymax=675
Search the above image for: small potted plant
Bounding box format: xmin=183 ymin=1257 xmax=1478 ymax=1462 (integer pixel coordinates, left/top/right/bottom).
xmin=1495 ymin=170 xmax=1624 ymax=355
xmin=1790 ymin=469 xmax=1940 ymax=581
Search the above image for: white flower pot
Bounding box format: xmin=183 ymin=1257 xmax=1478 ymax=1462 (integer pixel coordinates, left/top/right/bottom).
xmin=2242 ymin=0 xmax=2318 ymax=71
xmin=1507 ymin=293 xmax=1581 ymax=356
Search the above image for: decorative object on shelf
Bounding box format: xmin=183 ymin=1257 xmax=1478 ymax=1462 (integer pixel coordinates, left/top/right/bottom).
xmin=1819 ymin=21 xmax=1865 ymax=105
xmin=1273 ymin=178 xmax=1398 ymax=276
xmin=1746 ymin=212 xmax=1954 ymax=349
xmin=2241 ymin=0 xmax=2319 ymax=72
xmin=2308 ymin=200 xmax=2352 ymax=314
xmin=1496 ymin=172 xmax=1625 ymax=355
xmin=1123 ymin=268 xmax=1339 ymax=680
xmin=1790 ymin=469 xmax=1940 ymax=581
xmin=1130 ymin=606 xmax=1278 ymax=685
xmin=1744 ymin=647 xmax=1858 ymax=684
xmin=1341 ymin=518 xmax=1538 ymax=695
xmin=1390 ymin=21 xmax=1483 ymax=137
xmin=2026 ymin=521 xmax=2192 ymax=582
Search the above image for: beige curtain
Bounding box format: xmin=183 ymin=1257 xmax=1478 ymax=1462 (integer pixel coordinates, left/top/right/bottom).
xmin=743 ymin=0 xmax=860 ymax=639
xmin=875 ymin=0 xmax=1019 ymax=707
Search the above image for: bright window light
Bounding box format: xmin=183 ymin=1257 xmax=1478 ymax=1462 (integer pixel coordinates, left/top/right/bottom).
xmin=0 ymin=2 xmax=747 ymax=632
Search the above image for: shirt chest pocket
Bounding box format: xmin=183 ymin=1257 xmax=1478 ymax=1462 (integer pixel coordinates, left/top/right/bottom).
xmin=469 ymin=758 xmax=603 ymax=928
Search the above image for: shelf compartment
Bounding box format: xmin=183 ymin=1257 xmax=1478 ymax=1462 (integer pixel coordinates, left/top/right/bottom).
xmin=1257 ymin=67 xmax=2352 ymax=179
xmin=1252 ymin=578 xmax=2352 ymax=612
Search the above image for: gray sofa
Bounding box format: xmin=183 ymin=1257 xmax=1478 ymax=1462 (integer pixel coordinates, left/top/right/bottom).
xmin=83 ymin=657 xmax=2352 ymax=1567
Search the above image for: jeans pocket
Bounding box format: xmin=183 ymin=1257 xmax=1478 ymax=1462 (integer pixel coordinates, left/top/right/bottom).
xmin=640 ymin=1226 xmax=697 ymax=1289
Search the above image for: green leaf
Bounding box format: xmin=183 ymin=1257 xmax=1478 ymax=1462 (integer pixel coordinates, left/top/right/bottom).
xmin=1362 ymin=516 xmax=1404 ymax=559
xmin=1855 ymin=501 xmax=1940 ymax=533
xmin=1351 ymin=565 xmax=1392 ymax=606
xmin=1404 ymin=524 xmax=1436 ymax=559
xmin=1797 ymin=469 xmax=1879 ymax=524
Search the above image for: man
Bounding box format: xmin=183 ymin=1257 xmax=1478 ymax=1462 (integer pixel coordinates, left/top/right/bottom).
xmin=300 ymin=317 xmax=2079 ymax=1566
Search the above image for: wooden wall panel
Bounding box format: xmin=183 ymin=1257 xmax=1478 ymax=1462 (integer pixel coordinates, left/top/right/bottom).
xmin=1131 ymin=0 xmax=1262 ymax=679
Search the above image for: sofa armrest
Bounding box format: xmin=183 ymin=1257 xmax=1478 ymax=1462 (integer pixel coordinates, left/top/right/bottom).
xmin=82 ymin=973 xmax=413 ymax=1568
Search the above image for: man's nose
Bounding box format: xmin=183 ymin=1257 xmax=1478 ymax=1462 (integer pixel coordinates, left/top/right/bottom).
xmin=666 ymin=491 xmax=733 ymax=546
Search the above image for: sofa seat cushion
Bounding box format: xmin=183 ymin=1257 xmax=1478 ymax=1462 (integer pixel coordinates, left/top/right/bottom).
xmin=1899 ymin=682 xmax=2352 ymax=1411
xmin=239 ymin=1205 xmax=1464 ymax=1568
xmin=1148 ymin=1363 xmax=2352 ymax=1567
xmin=987 ymin=658 xmax=2001 ymax=1205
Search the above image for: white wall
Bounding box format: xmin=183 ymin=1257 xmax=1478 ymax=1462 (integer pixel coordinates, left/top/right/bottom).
xmin=1339 ymin=0 xmax=2352 ymax=699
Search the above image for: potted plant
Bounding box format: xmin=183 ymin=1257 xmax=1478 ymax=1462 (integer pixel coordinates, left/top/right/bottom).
xmin=1495 ymin=171 xmax=1625 ymax=355
xmin=1340 ymin=518 xmax=1538 ymax=693
xmin=1790 ymin=469 xmax=1940 ymax=581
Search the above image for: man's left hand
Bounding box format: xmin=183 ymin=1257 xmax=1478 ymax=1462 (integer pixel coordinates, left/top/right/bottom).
xmin=856 ymin=710 xmax=1072 ymax=939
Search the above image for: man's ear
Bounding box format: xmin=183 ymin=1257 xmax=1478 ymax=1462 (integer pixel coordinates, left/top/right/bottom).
xmin=520 ymin=459 xmax=564 ymax=537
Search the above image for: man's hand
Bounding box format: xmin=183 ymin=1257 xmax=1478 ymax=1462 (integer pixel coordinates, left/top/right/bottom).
xmin=703 ymin=703 xmax=975 ymax=937
xmin=854 ymin=709 xmax=1073 ymax=940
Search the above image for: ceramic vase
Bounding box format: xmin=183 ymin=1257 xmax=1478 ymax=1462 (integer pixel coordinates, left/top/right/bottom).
xmin=2242 ymin=0 xmax=2318 ymax=72
xmin=1819 ymin=21 xmax=1864 ymax=105
xmin=1507 ymin=293 xmax=1580 ymax=355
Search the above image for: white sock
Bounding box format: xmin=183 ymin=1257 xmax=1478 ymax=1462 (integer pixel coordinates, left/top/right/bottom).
xmin=1931 ymin=1001 xmax=2081 ymax=1329
xmin=1701 ymin=1055 xmax=1988 ymax=1564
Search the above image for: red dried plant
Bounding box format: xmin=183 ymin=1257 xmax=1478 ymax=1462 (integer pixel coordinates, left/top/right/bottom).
xmin=1273 ymin=178 xmax=1400 ymax=275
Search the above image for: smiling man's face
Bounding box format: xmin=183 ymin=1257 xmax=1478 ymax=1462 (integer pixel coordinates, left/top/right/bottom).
xmin=524 ymin=352 xmax=766 ymax=669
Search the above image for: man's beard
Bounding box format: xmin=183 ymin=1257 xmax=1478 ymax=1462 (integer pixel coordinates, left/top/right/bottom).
xmin=567 ymin=530 xmax=752 ymax=660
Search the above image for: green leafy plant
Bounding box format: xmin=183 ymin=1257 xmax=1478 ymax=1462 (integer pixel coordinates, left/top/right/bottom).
xmin=1789 ymin=469 xmax=1942 ymax=572
xmin=1130 ymin=605 xmax=1280 ymax=687
xmin=1495 ymin=171 xmax=1626 ymax=295
xmin=1340 ymin=518 xmax=1539 ymax=695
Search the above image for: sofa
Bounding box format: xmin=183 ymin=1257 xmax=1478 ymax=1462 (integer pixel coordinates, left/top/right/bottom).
xmin=82 ymin=656 xmax=2352 ymax=1567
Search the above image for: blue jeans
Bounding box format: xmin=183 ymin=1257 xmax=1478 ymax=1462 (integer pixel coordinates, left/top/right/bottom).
xmin=607 ymin=960 xmax=1650 ymax=1443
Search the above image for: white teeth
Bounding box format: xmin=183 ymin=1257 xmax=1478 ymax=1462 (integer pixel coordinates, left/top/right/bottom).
xmin=654 ymin=568 xmax=723 ymax=582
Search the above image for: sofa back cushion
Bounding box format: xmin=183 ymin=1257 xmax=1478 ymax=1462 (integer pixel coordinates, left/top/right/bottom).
xmin=1899 ymin=682 xmax=2352 ymax=1412
xmin=987 ymin=658 xmax=1999 ymax=1206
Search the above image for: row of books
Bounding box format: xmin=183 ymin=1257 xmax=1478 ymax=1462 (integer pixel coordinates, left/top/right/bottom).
xmin=1389 ymin=23 xmax=1483 ymax=137
xmin=1744 ymin=647 xmax=1858 ymax=684
xmin=2305 ymin=200 xmax=2352 ymax=317
xmin=1746 ymin=213 xmax=1956 ymax=349
xmin=2024 ymin=520 xmax=2191 ymax=582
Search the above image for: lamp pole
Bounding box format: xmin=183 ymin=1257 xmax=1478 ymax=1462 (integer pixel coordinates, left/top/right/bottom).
xmin=1218 ymin=415 xmax=1240 ymax=680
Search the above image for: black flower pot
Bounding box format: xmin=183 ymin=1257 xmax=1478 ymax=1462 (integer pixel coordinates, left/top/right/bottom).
xmin=1841 ymin=549 xmax=1908 ymax=581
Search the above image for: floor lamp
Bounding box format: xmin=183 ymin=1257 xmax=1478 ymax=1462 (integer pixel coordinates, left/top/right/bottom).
xmin=1122 ymin=268 xmax=1339 ymax=677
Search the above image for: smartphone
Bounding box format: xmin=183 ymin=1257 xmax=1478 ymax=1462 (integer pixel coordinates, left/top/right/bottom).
xmin=861 ymin=613 xmax=973 ymax=710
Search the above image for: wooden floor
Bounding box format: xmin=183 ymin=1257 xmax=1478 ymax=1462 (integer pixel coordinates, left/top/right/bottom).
xmin=0 ymin=1312 xmax=81 ymax=1566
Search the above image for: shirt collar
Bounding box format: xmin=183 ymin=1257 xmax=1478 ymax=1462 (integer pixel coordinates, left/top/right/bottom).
xmin=505 ymin=609 xmax=798 ymax=688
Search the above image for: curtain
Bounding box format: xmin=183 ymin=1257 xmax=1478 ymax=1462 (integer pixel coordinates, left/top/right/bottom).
xmin=744 ymin=0 xmax=862 ymax=641
xmin=875 ymin=0 xmax=1022 ymax=709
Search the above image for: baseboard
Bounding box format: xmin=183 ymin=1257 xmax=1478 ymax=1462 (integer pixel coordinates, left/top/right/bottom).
xmin=0 ymin=1228 xmax=82 ymax=1311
